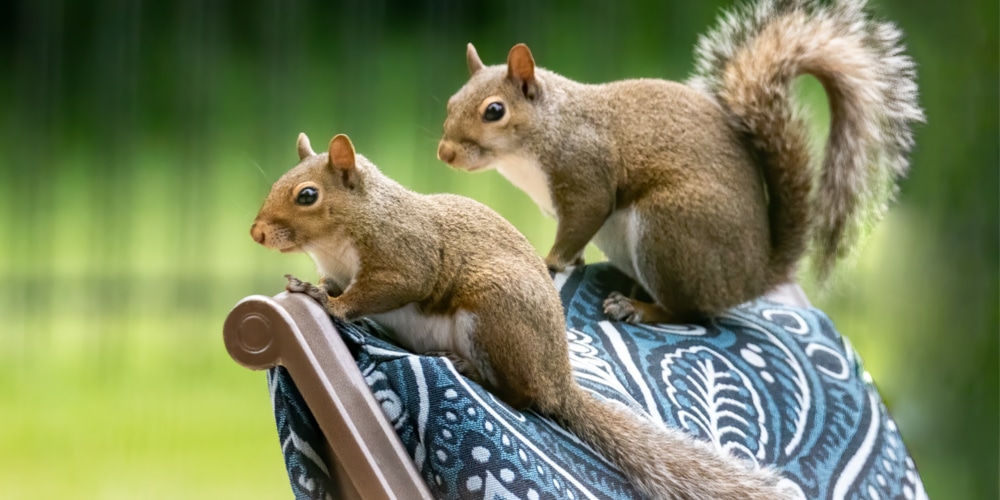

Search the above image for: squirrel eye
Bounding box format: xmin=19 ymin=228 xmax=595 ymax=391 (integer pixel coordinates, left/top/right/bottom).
xmin=483 ymin=102 xmax=505 ymax=122
xmin=295 ymin=186 xmax=318 ymax=206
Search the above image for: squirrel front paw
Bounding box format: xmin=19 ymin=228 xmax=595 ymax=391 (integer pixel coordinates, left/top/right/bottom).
xmin=284 ymin=274 xmax=336 ymax=313
xmin=545 ymin=253 xmax=585 ymax=273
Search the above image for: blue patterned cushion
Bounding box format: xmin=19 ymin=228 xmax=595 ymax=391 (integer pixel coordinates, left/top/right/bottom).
xmin=268 ymin=366 xmax=336 ymax=500
xmin=269 ymin=263 xmax=927 ymax=499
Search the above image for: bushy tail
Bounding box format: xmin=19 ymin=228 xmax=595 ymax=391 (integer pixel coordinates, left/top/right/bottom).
xmin=545 ymin=388 xmax=792 ymax=499
xmin=687 ymin=0 xmax=924 ymax=282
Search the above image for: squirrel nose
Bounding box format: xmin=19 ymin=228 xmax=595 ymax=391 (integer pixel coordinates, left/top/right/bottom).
xmin=251 ymin=222 xmax=265 ymax=244
xmin=437 ymin=141 xmax=456 ymax=164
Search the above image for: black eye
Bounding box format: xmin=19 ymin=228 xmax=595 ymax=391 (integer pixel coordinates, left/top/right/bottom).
xmin=295 ymin=187 xmax=318 ymax=206
xmin=483 ymin=101 xmax=505 ymax=122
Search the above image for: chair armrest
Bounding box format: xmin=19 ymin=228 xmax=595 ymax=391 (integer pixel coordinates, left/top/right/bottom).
xmin=223 ymin=292 xmax=433 ymax=500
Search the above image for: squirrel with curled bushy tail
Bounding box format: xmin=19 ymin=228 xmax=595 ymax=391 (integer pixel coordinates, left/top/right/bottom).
xmin=252 ymin=133 xmax=795 ymax=499
xmin=438 ymin=0 xmax=924 ymax=324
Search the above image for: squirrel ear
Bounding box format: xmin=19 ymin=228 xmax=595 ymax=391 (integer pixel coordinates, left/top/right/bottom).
xmin=296 ymin=132 xmax=316 ymax=160
xmin=466 ymin=43 xmax=484 ymax=76
xmin=328 ymin=134 xmax=359 ymax=189
xmin=506 ymin=43 xmax=537 ymax=99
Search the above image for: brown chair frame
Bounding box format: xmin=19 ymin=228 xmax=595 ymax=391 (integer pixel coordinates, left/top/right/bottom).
xmin=223 ymin=292 xmax=434 ymax=500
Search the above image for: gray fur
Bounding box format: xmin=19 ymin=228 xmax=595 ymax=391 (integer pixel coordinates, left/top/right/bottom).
xmin=688 ymin=0 xmax=924 ymax=279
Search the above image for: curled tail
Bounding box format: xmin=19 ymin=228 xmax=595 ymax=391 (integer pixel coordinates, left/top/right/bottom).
xmin=545 ymin=388 xmax=792 ymax=499
xmin=688 ymin=0 xmax=924 ymax=282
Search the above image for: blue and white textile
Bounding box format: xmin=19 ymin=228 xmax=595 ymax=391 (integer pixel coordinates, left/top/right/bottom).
xmin=269 ymin=263 xmax=926 ymax=499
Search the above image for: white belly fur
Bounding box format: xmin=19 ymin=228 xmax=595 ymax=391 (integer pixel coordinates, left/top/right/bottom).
xmin=306 ymin=235 xmax=361 ymax=292
xmin=592 ymin=206 xmax=641 ymax=282
xmin=493 ymin=153 xmax=556 ymax=218
xmin=369 ymin=304 xmax=477 ymax=362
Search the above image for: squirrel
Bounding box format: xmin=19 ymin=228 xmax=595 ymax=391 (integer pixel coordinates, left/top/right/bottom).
xmin=251 ymin=132 xmax=795 ymax=499
xmin=437 ymin=0 xmax=924 ymax=324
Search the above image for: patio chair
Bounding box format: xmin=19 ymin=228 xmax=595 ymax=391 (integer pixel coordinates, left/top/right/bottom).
xmin=223 ymin=263 xmax=927 ymax=499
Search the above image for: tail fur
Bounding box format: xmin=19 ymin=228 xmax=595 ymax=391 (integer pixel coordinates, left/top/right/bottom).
xmin=546 ymin=388 xmax=793 ymax=499
xmin=688 ymin=0 xmax=924 ymax=282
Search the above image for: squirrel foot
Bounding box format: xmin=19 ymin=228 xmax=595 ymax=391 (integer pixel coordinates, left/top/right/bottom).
xmin=603 ymin=292 xmax=673 ymax=324
xmin=284 ymin=274 xmax=333 ymax=311
xmin=427 ymin=351 xmax=484 ymax=385
xmin=545 ymin=254 xmax=585 ymax=273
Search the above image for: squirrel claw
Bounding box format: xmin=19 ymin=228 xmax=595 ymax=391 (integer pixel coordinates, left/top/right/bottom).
xmin=603 ymin=291 xmax=643 ymax=323
xmin=285 ymin=274 xmax=332 ymax=308
xmin=284 ymin=274 xmax=308 ymax=292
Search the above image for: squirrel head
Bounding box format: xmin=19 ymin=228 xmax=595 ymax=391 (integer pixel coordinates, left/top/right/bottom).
xmin=437 ymin=43 xmax=542 ymax=171
xmin=251 ymin=133 xmax=371 ymax=254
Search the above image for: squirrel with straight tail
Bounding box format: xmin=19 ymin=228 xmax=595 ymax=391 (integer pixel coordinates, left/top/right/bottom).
xmin=252 ymin=133 xmax=794 ymax=499
xmin=438 ymin=0 xmax=924 ymax=324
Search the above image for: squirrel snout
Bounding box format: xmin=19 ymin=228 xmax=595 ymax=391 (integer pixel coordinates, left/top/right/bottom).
xmin=250 ymin=222 xmax=266 ymax=244
xmin=437 ymin=141 xmax=457 ymax=164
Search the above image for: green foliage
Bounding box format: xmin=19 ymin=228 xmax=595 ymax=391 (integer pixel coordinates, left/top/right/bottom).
xmin=0 ymin=0 xmax=995 ymax=498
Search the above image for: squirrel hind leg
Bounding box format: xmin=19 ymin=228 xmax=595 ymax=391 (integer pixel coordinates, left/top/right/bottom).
xmin=429 ymin=351 xmax=486 ymax=385
xmin=602 ymin=291 xmax=699 ymax=325
xmin=431 ymin=350 xmax=534 ymax=410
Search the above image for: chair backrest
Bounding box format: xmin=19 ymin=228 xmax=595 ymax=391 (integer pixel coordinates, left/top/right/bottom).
xmin=223 ymin=292 xmax=433 ymax=500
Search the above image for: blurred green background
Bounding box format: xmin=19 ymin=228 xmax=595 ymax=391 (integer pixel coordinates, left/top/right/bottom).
xmin=1 ymin=0 xmax=996 ymax=498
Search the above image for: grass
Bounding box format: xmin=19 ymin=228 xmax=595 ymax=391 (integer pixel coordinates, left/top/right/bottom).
xmin=0 ymin=305 xmax=290 ymax=499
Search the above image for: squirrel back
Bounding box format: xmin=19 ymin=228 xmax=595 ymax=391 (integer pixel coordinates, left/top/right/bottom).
xmin=439 ymin=0 xmax=923 ymax=314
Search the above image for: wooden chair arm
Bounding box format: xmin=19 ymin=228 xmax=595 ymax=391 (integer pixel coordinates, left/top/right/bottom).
xmin=223 ymin=292 xmax=433 ymax=500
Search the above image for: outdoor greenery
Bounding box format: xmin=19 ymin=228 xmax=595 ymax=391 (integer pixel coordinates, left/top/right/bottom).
xmin=1 ymin=0 xmax=996 ymax=498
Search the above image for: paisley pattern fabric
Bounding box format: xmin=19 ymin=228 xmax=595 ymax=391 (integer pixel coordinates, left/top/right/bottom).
xmin=268 ymin=366 xmax=334 ymax=500
xmin=269 ymin=263 xmax=927 ymax=499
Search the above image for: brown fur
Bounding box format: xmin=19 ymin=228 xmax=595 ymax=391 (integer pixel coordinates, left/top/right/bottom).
xmin=439 ymin=0 xmax=922 ymax=321
xmin=254 ymin=134 xmax=793 ymax=499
